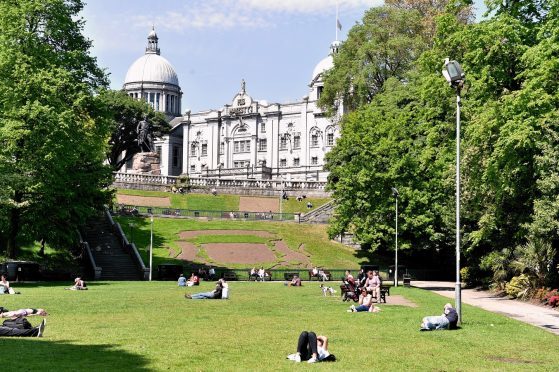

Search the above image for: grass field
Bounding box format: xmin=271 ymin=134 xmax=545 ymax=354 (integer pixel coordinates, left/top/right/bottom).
xmin=2 ymin=282 xmax=558 ymax=371
xmin=115 ymin=216 xmax=362 ymax=270
xmin=115 ymin=189 xmax=331 ymax=214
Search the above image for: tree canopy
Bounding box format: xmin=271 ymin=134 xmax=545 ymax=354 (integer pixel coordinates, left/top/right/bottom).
xmin=326 ymin=0 xmax=559 ymax=287
xmin=0 ymin=0 xmax=112 ymax=257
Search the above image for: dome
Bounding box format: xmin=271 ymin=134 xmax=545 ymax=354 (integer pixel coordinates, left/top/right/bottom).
xmin=311 ymin=55 xmax=333 ymax=81
xmin=124 ymin=53 xmax=179 ymax=87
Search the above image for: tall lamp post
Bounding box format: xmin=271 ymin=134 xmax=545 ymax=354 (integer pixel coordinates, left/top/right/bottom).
xmin=442 ymin=58 xmax=465 ymax=324
xmin=149 ymin=214 xmax=154 ymax=281
xmin=391 ymin=187 xmax=399 ymax=287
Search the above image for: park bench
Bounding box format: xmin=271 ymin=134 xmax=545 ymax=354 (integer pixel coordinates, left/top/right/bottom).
xmin=248 ymin=270 xmax=271 ymax=281
xmin=372 ymin=285 xmax=390 ymax=303
xmin=223 ymin=271 xmax=238 ymax=281
xmin=308 ymin=270 xmax=331 ymax=281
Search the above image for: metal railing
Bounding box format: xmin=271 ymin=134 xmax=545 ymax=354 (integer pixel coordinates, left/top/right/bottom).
xmin=114 ymin=204 xmax=297 ymax=221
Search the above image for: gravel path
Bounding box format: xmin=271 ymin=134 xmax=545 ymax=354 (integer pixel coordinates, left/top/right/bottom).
xmin=413 ymin=281 xmax=559 ymax=335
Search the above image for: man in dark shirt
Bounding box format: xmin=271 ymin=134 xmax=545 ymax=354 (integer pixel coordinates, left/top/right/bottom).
xmin=420 ymin=303 xmax=458 ymax=331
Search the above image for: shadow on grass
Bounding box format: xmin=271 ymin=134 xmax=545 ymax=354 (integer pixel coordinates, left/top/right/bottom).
xmin=0 ymin=338 xmax=149 ymax=371
xmin=13 ymin=281 xmax=115 ymax=289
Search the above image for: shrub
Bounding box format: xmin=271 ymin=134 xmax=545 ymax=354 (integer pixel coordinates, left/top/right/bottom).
xmin=548 ymin=296 xmax=559 ymax=307
xmin=534 ymin=287 xmax=549 ymax=302
xmin=505 ymin=274 xmax=531 ymax=299
xmin=543 ymin=289 xmax=559 ymax=305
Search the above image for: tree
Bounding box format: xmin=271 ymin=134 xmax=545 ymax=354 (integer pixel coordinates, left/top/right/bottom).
xmin=319 ymin=6 xmax=427 ymax=113
xmin=0 ymin=0 xmax=112 ymax=257
xmin=99 ymin=90 xmax=170 ymax=171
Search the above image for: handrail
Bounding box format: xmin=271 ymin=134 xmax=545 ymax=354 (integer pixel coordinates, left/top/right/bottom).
xmin=77 ymin=230 xmax=102 ymax=280
xmin=105 ymin=207 xmax=150 ymax=280
xmin=300 ymin=200 xmax=335 ymax=222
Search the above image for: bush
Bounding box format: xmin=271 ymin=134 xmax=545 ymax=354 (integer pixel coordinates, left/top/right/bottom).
xmin=534 ymin=287 xmax=549 ymax=302
xmin=505 ymin=274 xmax=531 ymax=299
xmin=548 ymin=295 xmax=559 ymax=307
xmin=543 ymin=289 xmax=559 ymax=305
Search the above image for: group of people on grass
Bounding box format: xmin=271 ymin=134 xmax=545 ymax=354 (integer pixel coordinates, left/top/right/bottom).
xmin=249 ymin=267 xmax=269 ymax=281
xmin=343 ymin=269 xmax=382 ymax=313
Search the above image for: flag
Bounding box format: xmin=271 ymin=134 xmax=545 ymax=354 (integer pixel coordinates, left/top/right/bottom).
xmin=337 ymin=18 xmax=342 ymax=31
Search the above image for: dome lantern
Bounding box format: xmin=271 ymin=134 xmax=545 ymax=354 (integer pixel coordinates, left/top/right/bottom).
xmin=146 ymin=26 xmax=160 ymax=55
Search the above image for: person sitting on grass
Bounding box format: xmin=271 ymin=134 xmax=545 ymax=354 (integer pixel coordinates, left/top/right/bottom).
xmin=286 ymin=275 xmax=301 ymax=287
xmin=65 ymin=276 xmax=87 ymax=290
xmin=0 ymin=307 xmax=47 ymax=338
xmin=186 ymin=273 xmax=199 ymax=287
xmin=0 ymin=274 xmax=19 ymax=295
xmin=177 ymin=274 xmax=187 ymax=287
xmin=185 ymin=280 xmax=223 ymax=300
xmin=348 ymin=288 xmax=380 ymax=313
xmin=420 ymin=303 xmax=458 ymax=331
xmin=286 ymin=331 xmax=335 ymax=363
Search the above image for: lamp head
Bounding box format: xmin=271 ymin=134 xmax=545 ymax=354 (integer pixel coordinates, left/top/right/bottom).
xmin=391 ymin=187 xmax=399 ymax=197
xmin=442 ymin=58 xmax=465 ymax=87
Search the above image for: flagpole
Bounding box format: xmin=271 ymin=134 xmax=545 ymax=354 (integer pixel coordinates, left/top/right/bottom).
xmin=335 ymin=0 xmax=339 ymax=41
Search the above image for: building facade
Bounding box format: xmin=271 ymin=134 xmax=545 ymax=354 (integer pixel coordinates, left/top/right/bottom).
xmin=123 ymin=29 xmax=341 ymax=181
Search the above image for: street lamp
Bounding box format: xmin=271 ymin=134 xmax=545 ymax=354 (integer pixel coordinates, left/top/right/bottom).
xmin=442 ymin=58 xmax=465 ymax=324
xmin=391 ymin=187 xmax=399 ymax=287
xmin=149 ymin=214 xmax=154 ymax=281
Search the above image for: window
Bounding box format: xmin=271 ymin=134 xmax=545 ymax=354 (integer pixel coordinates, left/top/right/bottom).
xmin=201 ymin=164 xmax=207 ymax=170
xmin=190 ymin=143 xmax=196 ymax=157
xmin=293 ymin=134 xmax=301 ymax=149
xmin=259 ymin=139 xmax=267 ymax=152
xmin=234 ymin=140 xmax=251 ymax=153
xmin=234 ymin=160 xmax=249 ymax=168
xmin=220 ymin=142 xmax=224 ymax=155
xmin=280 ymin=137 xmax=287 ymax=150
xmin=311 ymin=134 xmax=319 ymax=147
xmin=311 ymin=156 xmax=318 ymax=165
xmin=317 ymin=86 xmax=324 ymax=99
xmin=293 ymin=158 xmax=300 ymax=167
xmin=280 ymin=159 xmax=287 ymax=167
xmin=172 ymin=146 xmax=179 ymax=167
xmin=201 ymin=143 xmax=208 ymax=156
xmin=327 ymin=133 xmax=334 ymax=146
xmin=156 ymin=93 xmax=160 ymax=111
xmin=261 ymin=123 xmax=266 ymax=133
xmin=190 ymin=165 xmax=196 ymax=172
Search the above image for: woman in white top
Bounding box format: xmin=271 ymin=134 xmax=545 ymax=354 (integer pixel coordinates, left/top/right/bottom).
xmin=287 ymin=331 xmax=332 ymax=363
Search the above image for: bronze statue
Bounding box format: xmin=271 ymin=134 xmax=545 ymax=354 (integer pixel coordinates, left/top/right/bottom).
xmin=136 ymin=115 xmax=154 ymax=152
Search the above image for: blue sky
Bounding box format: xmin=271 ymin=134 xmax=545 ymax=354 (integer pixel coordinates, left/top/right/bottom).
xmin=82 ymin=0 xmax=487 ymax=113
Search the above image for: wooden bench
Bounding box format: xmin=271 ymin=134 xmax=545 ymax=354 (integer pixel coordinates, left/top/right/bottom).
xmin=308 ymin=270 xmax=332 ymax=281
xmin=376 ymin=286 xmax=390 ymax=303
xmin=222 ymin=271 xmax=238 ymax=281
xmin=248 ymin=270 xmax=271 ymax=281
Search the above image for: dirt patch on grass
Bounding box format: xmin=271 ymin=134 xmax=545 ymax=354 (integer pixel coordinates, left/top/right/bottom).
xmin=203 ymin=243 xmax=276 ymax=264
xmin=488 ymin=356 xmax=541 ymax=365
xmin=178 ymin=230 xmax=275 ymax=239
xmin=176 ymin=242 xmax=198 ymax=261
xmin=117 ymin=194 xmax=171 ymax=207
xmin=239 ymin=196 xmax=278 ymax=212
xmin=273 ymin=241 xmax=310 ymax=266
xmin=168 ymin=247 xmax=177 ymax=258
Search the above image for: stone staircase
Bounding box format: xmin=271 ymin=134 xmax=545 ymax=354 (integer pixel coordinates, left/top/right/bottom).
xmin=82 ymin=216 xmax=142 ymax=280
xmin=300 ymin=200 xmax=335 ymax=224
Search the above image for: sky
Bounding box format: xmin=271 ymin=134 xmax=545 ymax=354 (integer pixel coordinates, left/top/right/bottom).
xmin=82 ymin=0 xmax=487 ymax=113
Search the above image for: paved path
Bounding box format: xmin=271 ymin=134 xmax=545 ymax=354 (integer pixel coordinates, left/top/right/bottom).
xmin=413 ymin=281 xmax=559 ymax=336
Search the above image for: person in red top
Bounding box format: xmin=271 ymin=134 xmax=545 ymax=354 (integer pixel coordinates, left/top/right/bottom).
xmin=187 ymin=273 xmax=199 ymax=287
xmin=344 ymin=270 xmax=355 ymax=286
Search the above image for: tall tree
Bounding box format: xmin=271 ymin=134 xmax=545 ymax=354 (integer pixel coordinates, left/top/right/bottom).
xmin=319 ymin=6 xmax=427 ymax=113
xmin=99 ymin=90 xmax=169 ymax=171
xmin=0 ymin=0 xmax=112 ymax=257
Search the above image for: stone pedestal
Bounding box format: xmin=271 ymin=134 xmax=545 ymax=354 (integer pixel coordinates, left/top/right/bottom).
xmin=131 ymin=152 xmax=161 ymax=175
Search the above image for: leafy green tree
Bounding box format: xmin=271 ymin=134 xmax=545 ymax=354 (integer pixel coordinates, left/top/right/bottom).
xmin=0 ymin=0 xmax=112 ymax=257
xmin=99 ymin=90 xmax=170 ymax=171
xmin=319 ymin=6 xmax=427 ymax=113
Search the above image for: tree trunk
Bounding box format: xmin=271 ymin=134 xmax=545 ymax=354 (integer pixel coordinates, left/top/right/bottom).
xmin=6 ymin=191 xmax=22 ymax=259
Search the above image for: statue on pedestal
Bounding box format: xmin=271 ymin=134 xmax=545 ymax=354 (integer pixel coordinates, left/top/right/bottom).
xmin=137 ymin=115 xmax=154 ymax=153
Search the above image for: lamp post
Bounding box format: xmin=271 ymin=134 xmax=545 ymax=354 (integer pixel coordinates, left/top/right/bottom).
xmin=442 ymin=58 xmax=465 ymax=324
xmin=391 ymin=187 xmax=399 ymax=287
xmin=149 ymin=214 xmax=154 ymax=282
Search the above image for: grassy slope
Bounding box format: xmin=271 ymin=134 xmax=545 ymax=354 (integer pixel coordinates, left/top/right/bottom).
xmin=1 ymin=282 xmax=557 ymax=371
xmin=115 ymin=216 xmax=361 ymax=269
xmin=116 ymin=189 xmax=331 ymax=214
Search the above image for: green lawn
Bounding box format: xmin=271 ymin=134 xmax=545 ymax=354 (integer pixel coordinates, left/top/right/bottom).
xmin=1 ymin=282 xmax=557 ymax=371
xmin=116 ymin=188 xmax=331 ymax=214
xmin=116 ymin=216 xmax=361 ymax=270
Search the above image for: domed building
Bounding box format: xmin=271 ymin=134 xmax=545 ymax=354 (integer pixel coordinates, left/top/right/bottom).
xmin=119 ymin=30 xmax=341 ymax=181
xmin=123 ymin=28 xmax=182 ymax=117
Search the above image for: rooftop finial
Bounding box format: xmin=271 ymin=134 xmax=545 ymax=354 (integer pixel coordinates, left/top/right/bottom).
xmin=241 ymin=79 xmax=246 ymax=94
xmin=146 ymin=26 xmax=160 ymax=55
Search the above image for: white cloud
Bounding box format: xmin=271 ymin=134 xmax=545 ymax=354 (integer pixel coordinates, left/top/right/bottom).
xmin=131 ymin=0 xmax=380 ymax=32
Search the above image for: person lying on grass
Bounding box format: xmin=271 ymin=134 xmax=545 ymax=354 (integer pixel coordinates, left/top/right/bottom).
xmin=347 ymin=288 xmax=381 ymax=313
xmin=0 ymin=307 xmax=48 ymax=337
xmin=420 ymin=303 xmax=458 ymax=331
xmin=286 ymin=331 xmax=335 ymax=363
xmin=185 ymin=280 xmax=223 ymax=299
xmin=65 ymin=276 xmax=87 ymax=290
